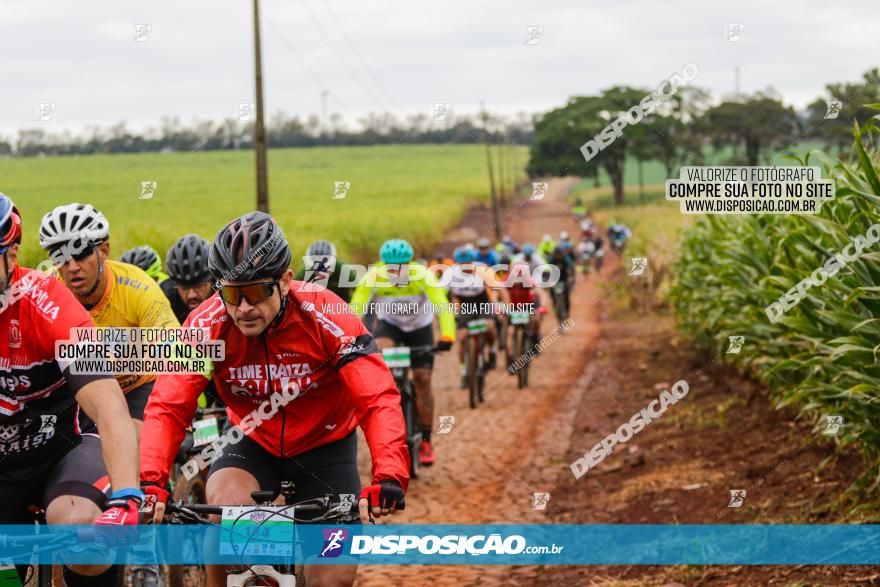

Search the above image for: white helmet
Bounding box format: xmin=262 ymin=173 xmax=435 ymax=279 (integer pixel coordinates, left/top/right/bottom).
xmin=39 ymin=203 xmax=110 ymax=250
xmin=560 ymin=231 xmax=570 ymax=241
xmin=542 ymin=234 xmax=552 ymax=242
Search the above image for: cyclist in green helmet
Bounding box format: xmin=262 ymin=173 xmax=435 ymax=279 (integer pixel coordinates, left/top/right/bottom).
xmin=350 ymin=239 xmax=455 ymax=467
xmin=120 ymin=245 xmax=170 ymax=283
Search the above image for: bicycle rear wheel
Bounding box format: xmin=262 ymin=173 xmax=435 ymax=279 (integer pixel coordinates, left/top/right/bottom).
xmin=476 ymin=338 xmax=486 ymax=403
xmin=518 ymin=328 xmax=529 ymax=389
xmin=466 ymin=337 xmax=478 ymax=409
xmin=403 ymin=380 xmax=421 ymax=479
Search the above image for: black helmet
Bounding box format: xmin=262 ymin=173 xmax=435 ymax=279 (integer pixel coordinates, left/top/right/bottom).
xmin=167 ymin=234 xmax=211 ymax=284
xmin=209 ymin=211 xmax=291 ymax=282
xmin=120 ymin=245 xmax=160 ymax=272
xmin=306 ymin=239 xmax=336 ymax=258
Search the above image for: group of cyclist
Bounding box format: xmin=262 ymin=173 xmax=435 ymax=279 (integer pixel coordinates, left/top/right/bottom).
xmin=0 ymin=188 xmax=630 ymax=586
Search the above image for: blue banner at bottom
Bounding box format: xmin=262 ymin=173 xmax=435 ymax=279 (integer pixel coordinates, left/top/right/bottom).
xmin=0 ymin=525 xmax=878 ymax=565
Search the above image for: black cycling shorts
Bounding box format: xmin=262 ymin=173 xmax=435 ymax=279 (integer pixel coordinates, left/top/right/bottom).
xmin=0 ymin=434 xmax=110 ymax=523
xmin=455 ymin=292 xmax=494 ymax=329
xmin=126 ymin=380 xmax=154 ymax=421
xmin=373 ymin=321 xmax=435 ymax=369
xmin=208 ymin=430 xmax=361 ymax=523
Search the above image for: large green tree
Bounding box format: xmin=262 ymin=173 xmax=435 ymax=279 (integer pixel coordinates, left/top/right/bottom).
xmin=697 ymin=93 xmax=799 ymax=166
xmin=805 ymin=68 xmax=880 ymax=152
xmin=528 ymin=86 xmax=650 ymax=205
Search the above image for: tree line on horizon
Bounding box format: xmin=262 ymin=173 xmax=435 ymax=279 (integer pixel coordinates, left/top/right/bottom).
xmin=528 ymin=68 xmax=880 ymax=205
xmin=0 ymin=111 xmax=535 ymax=158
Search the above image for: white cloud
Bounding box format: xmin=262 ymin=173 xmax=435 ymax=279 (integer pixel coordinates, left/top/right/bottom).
xmin=0 ymin=0 xmax=877 ymax=136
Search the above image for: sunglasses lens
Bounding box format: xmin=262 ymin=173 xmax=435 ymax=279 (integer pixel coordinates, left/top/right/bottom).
xmin=72 ymin=246 xmax=94 ymax=262
xmin=220 ymin=282 xmax=275 ymax=306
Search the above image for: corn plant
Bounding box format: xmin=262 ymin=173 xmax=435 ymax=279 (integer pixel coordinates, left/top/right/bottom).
xmin=671 ymin=111 xmax=880 ymax=484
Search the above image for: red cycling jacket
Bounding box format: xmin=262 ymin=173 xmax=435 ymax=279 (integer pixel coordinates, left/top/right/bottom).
xmin=139 ymin=283 xmax=410 ymax=490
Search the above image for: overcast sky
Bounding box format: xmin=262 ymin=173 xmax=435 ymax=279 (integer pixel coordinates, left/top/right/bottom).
xmin=1 ymin=0 xmax=878 ymax=136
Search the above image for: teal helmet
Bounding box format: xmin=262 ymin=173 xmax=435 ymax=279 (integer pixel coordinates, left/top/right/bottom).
xmin=380 ymin=239 xmax=414 ymax=264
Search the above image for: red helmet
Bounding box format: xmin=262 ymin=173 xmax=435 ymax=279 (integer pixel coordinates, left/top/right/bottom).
xmin=0 ymin=193 xmax=22 ymax=253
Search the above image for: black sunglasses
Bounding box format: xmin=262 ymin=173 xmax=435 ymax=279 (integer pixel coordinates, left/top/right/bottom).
xmin=49 ymin=244 xmax=95 ymax=267
xmin=218 ymin=280 xmax=277 ymax=306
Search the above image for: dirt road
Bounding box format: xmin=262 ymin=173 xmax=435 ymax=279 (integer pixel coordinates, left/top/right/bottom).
xmin=353 ymin=178 xmax=877 ymax=586
xmin=356 ymin=177 xmax=616 ymax=586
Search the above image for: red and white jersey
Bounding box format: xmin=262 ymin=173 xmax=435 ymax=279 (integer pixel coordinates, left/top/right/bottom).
xmin=0 ymin=265 xmax=111 ymax=478
xmin=140 ymin=283 xmax=410 ymax=490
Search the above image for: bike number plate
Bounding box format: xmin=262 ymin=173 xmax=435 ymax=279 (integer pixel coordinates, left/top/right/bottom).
xmin=192 ymin=417 xmax=220 ymax=447
xmin=510 ymin=312 xmax=530 ymax=325
xmin=0 ymin=565 xmax=20 ymax=587
xmin=467 ymin=319 xmax=488 ymax=334
xmin=382 ymin=346 xmax=411 ymax=368
xmin=220 ymin=506 xmax=294 ymax=556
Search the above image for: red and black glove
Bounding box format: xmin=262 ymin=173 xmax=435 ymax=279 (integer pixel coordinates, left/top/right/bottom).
xmin=94 ymin=488 xmax=143 ymax=547
xmin=142 ymin=482 xmax=170 ymax=510
xmin=360 ymin=480 xmax=406 ymax=511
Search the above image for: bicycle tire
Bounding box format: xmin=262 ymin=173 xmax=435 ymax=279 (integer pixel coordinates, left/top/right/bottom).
xmin=130 ymin=567 xmax=163 ymax=587
xmin=403 ymin=381 xmax=420 ymax=479
xmin=517 ymin=328 xmax=529 ymax=389
xmin=476 ymin=342 xmax=486 ymax=404
xmin=466 ymin=337 xmax=478 ymax=409
xmin=168 ymin=477 xmax=208 ymax=587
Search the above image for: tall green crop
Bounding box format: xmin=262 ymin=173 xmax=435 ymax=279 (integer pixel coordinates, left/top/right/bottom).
xmin=671 ymin=115 xmax=880 ymax=481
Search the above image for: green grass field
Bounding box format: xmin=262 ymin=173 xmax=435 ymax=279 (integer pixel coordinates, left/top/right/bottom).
xmin=1 ymin=144 xmax=528 ymax=268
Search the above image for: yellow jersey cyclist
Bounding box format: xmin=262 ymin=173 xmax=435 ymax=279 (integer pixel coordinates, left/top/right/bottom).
xmin=350 ymin=239 xmax=455 ymax=467
xmin=449 ymin=246 xmax=499 ymax=387
xmin=120 ymin=244 xmax=170 ymax=283
xmin=38 ymin=203 xmax=180 ymax=431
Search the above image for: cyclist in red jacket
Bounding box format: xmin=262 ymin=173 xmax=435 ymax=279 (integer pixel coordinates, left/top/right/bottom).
xmin=139 ymin=211 xmax=408 ymax=587
xmin=0 ymin=193 xmax=140 ymax=587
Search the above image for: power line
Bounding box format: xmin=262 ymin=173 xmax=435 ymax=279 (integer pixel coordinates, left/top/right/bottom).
xmin=264 ymin=17 xmax=351 ymax=112
xmin=300 ymin=0 xmax=391 ymax=112
xmin=315 ymin=0 xmax=399 ymax=110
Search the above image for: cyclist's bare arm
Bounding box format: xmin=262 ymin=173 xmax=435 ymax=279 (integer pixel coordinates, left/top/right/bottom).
xmin=76 ymin=378 xmax=139 ymax=492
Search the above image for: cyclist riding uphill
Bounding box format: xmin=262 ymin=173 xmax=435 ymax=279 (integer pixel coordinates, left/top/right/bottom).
xmin=39 ymin=203 xmax=180 ymax=429
xmin=0 ymin=194 xmax=141 ymax=587
xmin=474 ymin=236 xmax=499 ymax=266
xmin=293 ymin=239 xmax=353 ymax=302
xmin=448 ymin=246 xmax=498 ymax=384
xmin=162 ymin=233 xmax=214 ymax=324
xmin=140 ymin=213 xmax=408 ymax=587
xmin=349 ymin=239 xmax=455 ymax=468
xmin=538 ymin=234 xmax=555 ymax=259
xmin=549 ymin=245 xmax=575 ymax=313
xmin=120 ymin=244 xmax=169 ymax=283
xmin=512 ymin=242 xmax=547 ymax=273
xmin=608 ymin=222 xmax=632 ymax=252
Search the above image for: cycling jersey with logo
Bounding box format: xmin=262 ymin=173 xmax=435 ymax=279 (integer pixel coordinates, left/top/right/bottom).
xmin=0 ymin=265 xmax=111 ymax=478
xmin=85 ymin=260 xmax=180 ymax=393
xmin=349 ymin=263 xmax=455 ymax=338
xmin=448 ymin=264 xmax=496 ymax=300
xmin=140 ymin=284 xmax=410 ymax=490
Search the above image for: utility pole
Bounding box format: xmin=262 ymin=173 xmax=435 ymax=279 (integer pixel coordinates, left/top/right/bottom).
xmin=497 ymin=130 xmax=507 ymax=208
xmin=321 ymin=90 xmax=329 ymax=127
xmin=253 ymin=0 xmax=269 ymax=213
xmin=734 ymin=66 xmax=741 ymax=100
xmin=480 ymin=102 xmax=501 ymax=239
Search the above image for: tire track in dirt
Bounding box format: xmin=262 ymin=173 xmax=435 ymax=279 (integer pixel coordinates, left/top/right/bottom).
xmin=355 ymin=178 xmax=623 ymax=586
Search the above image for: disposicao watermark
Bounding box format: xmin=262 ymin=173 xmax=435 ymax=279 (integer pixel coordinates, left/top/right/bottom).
xmin=765 ymin=223 xmax=880 ymax=323
xmin=580 ymin=62 xmax=698 ymax=163
xmin=570 ymin=380 xmax=690 ymax=478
